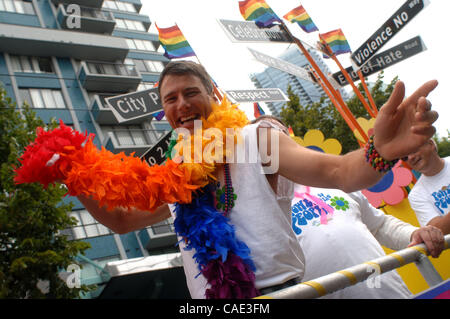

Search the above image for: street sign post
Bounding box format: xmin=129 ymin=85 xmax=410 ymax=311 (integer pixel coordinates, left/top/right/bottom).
xmin=351 ymin=0 xmax=429 ymax=70
xmin=334 ymin=36 xmax=426 ymax=87
xmin=248 ymin=47 xmax=314 ymax=83
xmin=225 ymin=88 xmax=288 ymax=103
xmin=140 ymin=131 xmax=172 ymax=166
xmin=105 ymin=88 xmax=163 ymax=123
xmin=218 ymin=19 xmax=292 ymax=43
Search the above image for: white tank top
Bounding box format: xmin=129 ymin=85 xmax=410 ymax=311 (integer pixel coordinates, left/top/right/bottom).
xmin=171 ymin=123 xmax=305 ymax=298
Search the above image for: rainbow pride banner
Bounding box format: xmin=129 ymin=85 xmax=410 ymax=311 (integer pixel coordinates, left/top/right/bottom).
xmin=319 ymin=29 xmax=351 ymax=57
xmin=155 ymin=24 xmax=196 ymax=59
xmin=283 ymin=5 xmax=318 ymax=33
xmin=239 ymin=0 xmax=282 ymax=28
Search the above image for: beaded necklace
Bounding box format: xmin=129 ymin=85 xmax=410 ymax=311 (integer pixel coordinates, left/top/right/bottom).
xmin=215 ymin=164 xmax=237 ymax=216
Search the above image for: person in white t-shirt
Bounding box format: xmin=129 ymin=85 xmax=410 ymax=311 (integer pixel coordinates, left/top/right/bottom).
xmin=77 ymin=61 xmax=441 ymax=299
xmin=407 ymin=139 xmax=450 ymax=234
xmin=291 ymin=185 xmax=444 ymax=299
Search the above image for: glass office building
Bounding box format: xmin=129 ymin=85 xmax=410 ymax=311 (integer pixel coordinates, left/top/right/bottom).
xmin=251 ymin=46 xmax=348 ymax=115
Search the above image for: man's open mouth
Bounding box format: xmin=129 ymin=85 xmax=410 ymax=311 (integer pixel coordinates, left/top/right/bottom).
xmin=180 ymin=115 xmax=200 ymax=125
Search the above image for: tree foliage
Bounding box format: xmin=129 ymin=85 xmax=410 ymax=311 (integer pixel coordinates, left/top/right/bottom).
xmin=0 ymin=87 xmax=91 ymax=298
xmin=434 ymin=131 xmax=450 ymax=158
xmin=280 ymin=72 xmax=398 ymax=154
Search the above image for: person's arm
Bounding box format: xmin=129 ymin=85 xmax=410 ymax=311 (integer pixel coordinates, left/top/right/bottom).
xmin=262 ymin=80 xmax=439 ymax=192
xmin=371 ymin=213 xmax=444 ymax=258
xmin=276 ymin=133 xmax=381 ymax=192
xmin=408 ymin=225 xmax=445 ymax=258
xmin=427 ymin=214 xmax=450 ymax=235
xmin=78 ymin=195 xmax=171 ymax=234
xmin=408 ymin=189 xmax=443 ymax=228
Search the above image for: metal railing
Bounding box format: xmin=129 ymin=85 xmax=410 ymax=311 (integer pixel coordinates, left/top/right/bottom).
xmin=256 ymin=234 xmax=450 ymax=299
xmin=85 ymin=61 xmax=139 ymax=77
xmin=61 ymin=4 xmax=114 ymax=21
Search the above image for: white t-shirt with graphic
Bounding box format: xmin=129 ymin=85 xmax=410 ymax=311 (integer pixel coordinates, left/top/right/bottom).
xmin=408 ymin=157 xmax=450 ymax=227
xmin=171 ymin=123 xmax=305 ymax=299
xmin=291 ymin=185 xmax=413 ymax=299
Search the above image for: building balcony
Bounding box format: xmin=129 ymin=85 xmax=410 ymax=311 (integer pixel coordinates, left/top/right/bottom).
xmin=103 ymin=132 xmax=150 ymax=157
xmin=0 ymin=23 xmax=128 ymax=62
xmin=90 ymin=94 xmax=154 ymax=125
xmin=57 ymin=4 xmax=116 ymax=34
xmin=51 ymin=0 xmax=104 ymax=8
xmin=78 ymin=61 xmax=142 ymax=93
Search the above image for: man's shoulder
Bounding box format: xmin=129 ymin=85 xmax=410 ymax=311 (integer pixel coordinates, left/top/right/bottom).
xmin=409 ymin=177 xmax=426 ymax=199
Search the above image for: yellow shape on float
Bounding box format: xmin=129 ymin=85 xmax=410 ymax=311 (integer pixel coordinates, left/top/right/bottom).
xmin=294 ymin=129 xmax=342 ymax=155
xmin=353 ymin=117 xmax=376 ymax=143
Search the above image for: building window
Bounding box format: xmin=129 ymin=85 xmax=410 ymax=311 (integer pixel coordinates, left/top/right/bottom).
xmin=0 ymin=0 xmax=35 ymax=14
xmin=114 ymin=18 xmax=145 ymax=31
xmin=151 ymin=219 xmax=174 ymax=236
xmin=102 ymin=125 xmax=149 ymax=146
xmin=137 ymin=82 xmax=155 ymax=91
xmin=67 ymin=210 xmax=113 ymax=240
xmin=10 ymin=55 xmax=54 ymax=74
xmin=103 ymin=0 xmax=136 ymax=13
xmin=19 ymin=88 xmax=66 ymax=109
xmin=125 ymin=38 xmax=156 ymax=52
xmin=129 ymin=59 xmax=164 ymax=74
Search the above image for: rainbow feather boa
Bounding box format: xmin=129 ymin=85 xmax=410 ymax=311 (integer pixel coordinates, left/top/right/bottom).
xmin=14 ymin=97 xmax=260 ymax=298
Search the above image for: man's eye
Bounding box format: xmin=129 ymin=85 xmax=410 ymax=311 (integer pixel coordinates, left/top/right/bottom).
xmin=186 ymin=90 xmax=198 ymax=97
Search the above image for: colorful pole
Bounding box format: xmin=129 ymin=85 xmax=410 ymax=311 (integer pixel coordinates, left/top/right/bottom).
xmin=309 ymin=68 xmax=368 ymax=143
xmin=256 ymin=234 xmax=450 ymax=299
xmin=357 ymin=70 xmax=379 ymax=116
xmin=318 ymin=37 xmax=377 ymax=119
xmin=280 ymin=23 xmax=368 ymax=142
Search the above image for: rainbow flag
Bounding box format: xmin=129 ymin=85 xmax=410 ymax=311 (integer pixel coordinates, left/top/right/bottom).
xmin=253 ymin=102 xmax=265 ymax=118
xmin=239 ymin=0 xmax=282 ymax=28
xmin=319 ymin=29 xmax=351 ymax=57
xmin=283 ymin=5 xmax=318 ymax=33
xmin=155 ymin=24 xmax=196 ymax=59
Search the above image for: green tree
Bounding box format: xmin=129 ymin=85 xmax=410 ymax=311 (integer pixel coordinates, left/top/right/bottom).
xmin=280 ymin=72 xmax=398 ymax=154
xmin=0 ymin=87 xmax=91 ymax=298
xmin=434 ymin=131 xmax=450 ymax=158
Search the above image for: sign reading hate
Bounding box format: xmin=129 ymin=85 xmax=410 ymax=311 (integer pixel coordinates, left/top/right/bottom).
xmin=333 ymin=36 xmax=426 ymax=86
xmin=351 ymin=0 xmax=429 ymax=69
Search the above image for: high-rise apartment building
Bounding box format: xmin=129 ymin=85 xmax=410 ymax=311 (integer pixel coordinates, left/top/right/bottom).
xmin=0 ymin=0 xmax=180 ymax=298
xmin=251 ymin=46 xmax=346 ymax=115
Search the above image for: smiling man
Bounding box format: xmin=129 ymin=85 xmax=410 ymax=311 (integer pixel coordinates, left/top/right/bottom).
xmin=77 ymin=61 xmax=440 ymax=299
xmin=407 ymin=139 xmax=450 ymax=234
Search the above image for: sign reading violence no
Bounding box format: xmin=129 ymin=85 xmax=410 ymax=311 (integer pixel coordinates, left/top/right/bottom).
xmin=351 ymin=0 xmax=429 ymax=70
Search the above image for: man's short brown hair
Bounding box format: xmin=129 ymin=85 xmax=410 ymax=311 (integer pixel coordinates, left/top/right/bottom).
xmin=158 ymin=61 xmax=214 ymax=96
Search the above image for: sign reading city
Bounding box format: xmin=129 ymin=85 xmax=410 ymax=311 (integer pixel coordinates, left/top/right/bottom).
xmin=248 ymin=47 xmax=314 ymax=83
xmin=225 ymin=88 xmax=288 ymax=103
xmin=351 ymin=0 xmax=429 ymax=69
xmin=105 ymin=88 xmax=163 ymax=123
xmin=218 ymin=19 xmax=292 ymax=43
xmin=140 ymin=130 xmax=172 ymax=166
xmin=333 ymin=36 xmax=426 ymax=87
